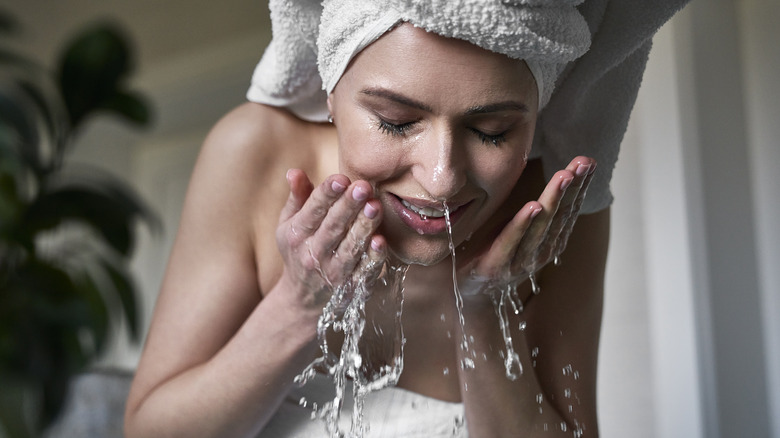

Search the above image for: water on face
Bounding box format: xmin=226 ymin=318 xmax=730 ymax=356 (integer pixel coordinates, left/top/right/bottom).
xmin=295 ymin=256 xmax=408 ymax=438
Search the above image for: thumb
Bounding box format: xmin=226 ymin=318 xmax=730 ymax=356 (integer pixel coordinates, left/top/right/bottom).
xmin=279 ymin=168 xmax=314 ymax=223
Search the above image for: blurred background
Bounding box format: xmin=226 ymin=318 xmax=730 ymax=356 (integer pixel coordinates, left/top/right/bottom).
xmin=0 ymin=0 xmax=777 ymax=437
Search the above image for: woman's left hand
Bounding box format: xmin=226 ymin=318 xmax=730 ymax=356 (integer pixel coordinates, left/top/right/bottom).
xmin=457 ymin=156 xmax=597 ymax=298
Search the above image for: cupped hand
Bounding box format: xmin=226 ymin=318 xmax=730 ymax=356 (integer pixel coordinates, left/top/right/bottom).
xmin=275 ymin=169 xmax=386 ymax=312
xmin=458 ymin=156 xmax=597 ymax=299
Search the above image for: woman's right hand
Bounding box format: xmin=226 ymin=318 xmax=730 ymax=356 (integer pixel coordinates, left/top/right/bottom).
xmin=275 ymin=169 xmax=386 ymax=313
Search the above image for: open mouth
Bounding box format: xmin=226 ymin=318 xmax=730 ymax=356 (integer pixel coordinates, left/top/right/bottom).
xmin=400 ymin=199 xmax=447 ymax=219
xmin=390 ymin=195 xmax=470 ymax=235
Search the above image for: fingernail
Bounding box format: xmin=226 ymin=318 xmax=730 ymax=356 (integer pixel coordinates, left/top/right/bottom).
xmin=560 ymin=177 xmax=574 ymax=191
xmin=530 ymin=206 xmax=542 ymax=218
xmin=331 ymin=180 xmax=346 ymax=193
xmin=371 ymin=237 xmax=382 ymax=252
xmin=363 ymin=202 xmax=378 ymax=219
xmin=575 ymin=163 xmax=592 ymax=177
xmin=353 ymin=185 xmax=369 ymax=201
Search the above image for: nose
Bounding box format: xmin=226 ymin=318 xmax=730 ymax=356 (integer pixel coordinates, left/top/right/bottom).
xmin=411 ymin=126 xmax=467 ymax=201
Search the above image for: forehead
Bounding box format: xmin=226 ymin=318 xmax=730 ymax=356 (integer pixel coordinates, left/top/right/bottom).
xmin=337 ymin=23 xmax=537 ymax=109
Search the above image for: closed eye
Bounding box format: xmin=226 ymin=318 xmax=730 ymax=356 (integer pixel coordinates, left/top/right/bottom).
xmin=377 ymin=119 xmax=416 ymax=137
xmin=469 ymin=128 xmax=507 ymax=147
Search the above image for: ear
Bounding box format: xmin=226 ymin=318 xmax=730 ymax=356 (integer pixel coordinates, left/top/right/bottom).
xmin=326 ymin=93 xmax=334 ymax=118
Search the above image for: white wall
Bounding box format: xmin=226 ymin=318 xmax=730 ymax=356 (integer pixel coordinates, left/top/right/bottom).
xmin=738 ymin=2 xmax=780 ymax=437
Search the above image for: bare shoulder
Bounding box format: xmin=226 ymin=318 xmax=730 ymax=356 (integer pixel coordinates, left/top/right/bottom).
xmin=127 ymin=103 xmax=328 ymax=413
xmin=193 ymin=102 xmax=330 ymax=290
xmin=198 ymin=102 xmax=318 ymax=187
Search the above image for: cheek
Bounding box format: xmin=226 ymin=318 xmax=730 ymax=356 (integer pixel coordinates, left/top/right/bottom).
xmin=472 ymin=147 xmax=528 ymax=200
xmin=337 ymin=124 xmax=403 ymax=182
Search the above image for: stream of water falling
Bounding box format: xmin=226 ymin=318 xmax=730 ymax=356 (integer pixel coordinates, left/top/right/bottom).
xmin=295 ymin=255 xmax=408 ymax=438
xmin=443 ymin=202 xmax=477 ymax=371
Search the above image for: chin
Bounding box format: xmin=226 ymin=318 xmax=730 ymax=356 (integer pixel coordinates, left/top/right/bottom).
xmin=386 ymin=237 xmax=453 ymax=267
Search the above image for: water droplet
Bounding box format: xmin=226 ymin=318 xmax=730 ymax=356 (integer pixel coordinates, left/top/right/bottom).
xmin=519 ymin=321 xmax=527 ymax=331
xmin=529 ymin=272 xmax=541 ymax=295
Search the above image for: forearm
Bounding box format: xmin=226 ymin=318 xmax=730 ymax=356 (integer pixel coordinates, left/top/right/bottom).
xmin=456 ymin=208 xmax=608 ymax=437
xmin=125 ymin=285 xmax=321 ymax=438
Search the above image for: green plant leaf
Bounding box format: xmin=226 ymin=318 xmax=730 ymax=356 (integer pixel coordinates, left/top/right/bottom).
xmin=1 ymin=54 xmax=70 ymax=175
xmin=0 ymin=10 xmax=18 ymax=35
xmin=56 ymin=23 xmax=143 ymax=129
xmin=100 ymin=260 xmax=139 ymax=342
xmin=100 ymin=89 xmax=151 ymax=126
xmin=71 ymin=271 xmax=110 ymax=353
xmin=24 ymin=187 xmax=138 ymax=256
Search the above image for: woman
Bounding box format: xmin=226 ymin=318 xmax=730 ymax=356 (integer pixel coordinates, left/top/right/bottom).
xmin=124 ymin=0 xmax=684 ymax=436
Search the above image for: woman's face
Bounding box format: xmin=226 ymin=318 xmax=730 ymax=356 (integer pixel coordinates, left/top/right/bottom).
xmin=328 ymin=23 xmax=538 ymax=265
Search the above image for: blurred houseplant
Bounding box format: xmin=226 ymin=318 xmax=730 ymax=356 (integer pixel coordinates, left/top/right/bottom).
xmin=0 ymin=14 xmax=157 ymax=437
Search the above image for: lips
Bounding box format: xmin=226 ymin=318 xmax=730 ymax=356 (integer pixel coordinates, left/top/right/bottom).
xmin=400 ymin=199 xmax=446 ymax=218
xmin=389 ymin=195 xmax=469 ymax=235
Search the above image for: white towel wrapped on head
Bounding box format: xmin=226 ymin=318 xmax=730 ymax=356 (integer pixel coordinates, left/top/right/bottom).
xmin=248 ymin=0 xmax=591 ymax=122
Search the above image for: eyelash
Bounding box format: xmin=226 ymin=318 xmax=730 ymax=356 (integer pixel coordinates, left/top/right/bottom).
xmin=469 ymin=128 xmax=507 ymax=147
xmin=377 ymin=119 xmax=507 ymax=147
xmin=377 ymin=119 xmax=414 ymax=137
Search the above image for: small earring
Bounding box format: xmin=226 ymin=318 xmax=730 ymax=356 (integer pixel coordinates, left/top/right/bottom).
xmin=328 ymin=115 xmax=334 ymax=124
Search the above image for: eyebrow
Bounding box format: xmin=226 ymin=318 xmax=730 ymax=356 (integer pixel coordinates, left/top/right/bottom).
xmin=464 ymin=101 xmax=529 ymax=115
xmin=360 ymin=88 xmax=433 ymax=112
xmin=360 ymin=87 xmax=528 ymax=115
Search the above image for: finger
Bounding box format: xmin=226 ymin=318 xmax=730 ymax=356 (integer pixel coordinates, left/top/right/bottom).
xmin=331 ymin=197 xmax=383 ymax=275
xmin=552 ymin=161 xmax=597 ymax=257
xmin=352 ymin=234 xmax=388 ymax=289
xmin=543 ymin=158 xmax=596 ymax=249
xmin=523 ymin=170 xmax=573 ymax=237
xmin=291 ymin=173 xmax=352 ymax=235
xmin=559 ymin=157 xmax=595 ymax=213
xmin=474 ymin=202 xmax=542 ymax=278
xmin=278 ymin=169 xmax=314 ymax=223
xmin=515 ymin=170 xmax=573 ymax=272
xmin=309 ymin=180 xmax=374 ymax=257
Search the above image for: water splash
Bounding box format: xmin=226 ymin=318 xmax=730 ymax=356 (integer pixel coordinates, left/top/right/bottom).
xmin=295 ymin=256 xmax=409 ymax=437
xmin=493 ymin=284 xmax=523 ymax=380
